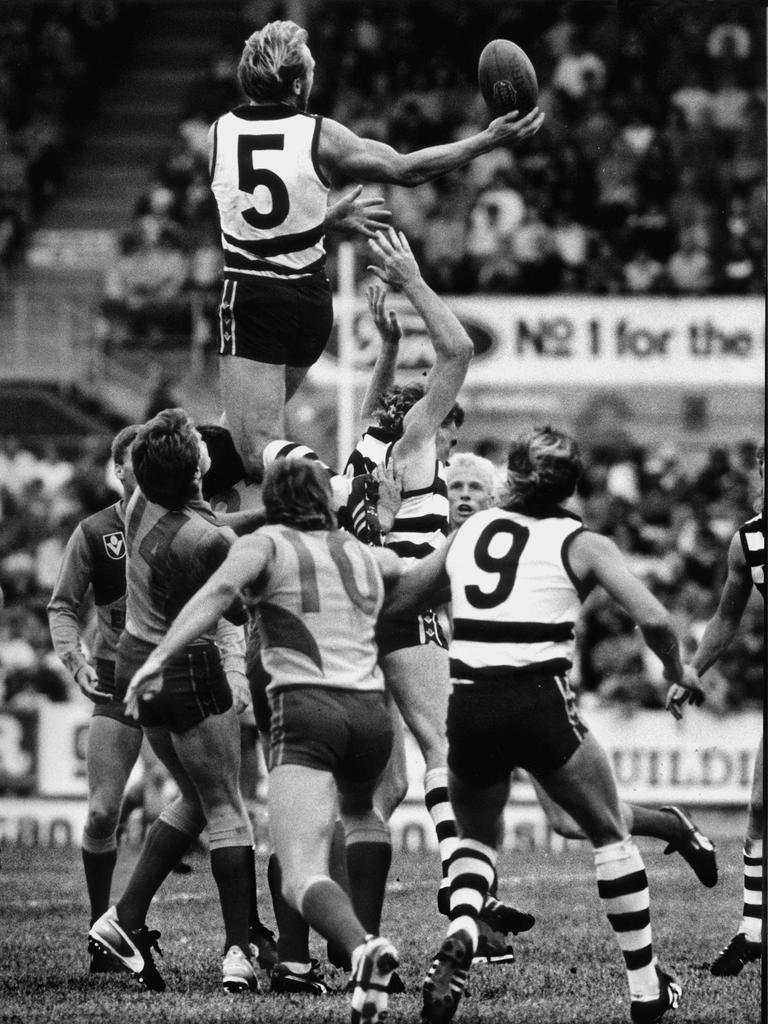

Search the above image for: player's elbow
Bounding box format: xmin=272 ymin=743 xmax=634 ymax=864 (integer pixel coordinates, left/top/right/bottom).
xmin=439 ymin=334 xmax=474 ymax=367
xmin=457 ymin=337 xmax=474 ymax=364
xmin=209 ymin=577 xmax=241 ymax=610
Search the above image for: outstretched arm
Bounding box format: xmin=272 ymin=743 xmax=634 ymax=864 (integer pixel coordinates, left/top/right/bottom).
xmin=359 ymin=282 xmax=402 ymax=427
xmin=568 ymin=531 xmax=700 ymax=697
xmin=367 ymin=229 xmax=473 ymax=459
xmin=319 ymin=107 xmax=544 ymax=186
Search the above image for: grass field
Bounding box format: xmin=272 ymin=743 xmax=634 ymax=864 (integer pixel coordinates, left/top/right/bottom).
xmin=1 ymin=837 xmax=763 ymax=1024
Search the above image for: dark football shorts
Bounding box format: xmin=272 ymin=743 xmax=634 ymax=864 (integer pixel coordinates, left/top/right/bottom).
xmin=446 ymin=671 xmax=588 ymax=786
xmin=268 ymin=685 xmax=393 ymax=785
xmin=376 ymin=608 xmax=447 ymax=658
xmin=115 ymin=632 xmax=233 ymax=734
xmin=90 ymin=657 xmax=142 ymax=730
xmin=218 ymin=271 xmax=333 ymax=367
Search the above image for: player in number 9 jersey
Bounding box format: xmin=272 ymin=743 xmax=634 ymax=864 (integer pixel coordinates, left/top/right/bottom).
xmin=125 ymin=458 xmax=403 ymax=1024
xmin=386 ymin=426 xmax=704 ymax=1024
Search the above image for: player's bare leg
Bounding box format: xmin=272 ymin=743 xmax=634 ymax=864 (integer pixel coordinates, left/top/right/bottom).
xmin=373 ymin=699 xmax=409 ymax=820
xmin=531 ymin=763 xmax=717 ymax=886
xmin=89 ymin=726 xmax=206 ymax=992
xmin=83 ymin=716 xmax=143 ymax=972
xmin=220 ymin=357 xmax=285 ymax=484
xmin=171 ymin=707 xmax=257 ymax=989
xmin=220 ymin=358 xmax=313 ymax=484
xmin=382 ymin=644 xmax=531 ymax=946
xmin=269 ymin=764 xmax=398 ymax=1022
xmin=422 ymin=774 xmax=509 ymax=1024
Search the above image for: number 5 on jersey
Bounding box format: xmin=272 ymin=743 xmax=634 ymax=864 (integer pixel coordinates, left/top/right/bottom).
xmin=238 ymin=134 xmax=289 ymax=228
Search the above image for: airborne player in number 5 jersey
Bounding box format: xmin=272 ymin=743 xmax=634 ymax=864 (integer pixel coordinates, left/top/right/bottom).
xmin=209 ymin=19 xmax=544 ymax=486
xmin=385 ymin=426 xmax=704 ymax=1024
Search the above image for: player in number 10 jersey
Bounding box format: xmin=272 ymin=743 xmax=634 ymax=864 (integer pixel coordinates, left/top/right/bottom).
xmin=125 ymin=458 xmax=404 ymax=1024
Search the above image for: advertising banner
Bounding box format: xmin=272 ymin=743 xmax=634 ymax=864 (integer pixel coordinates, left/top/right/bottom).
xmin=36 ymin=704 xmax=90 ymax=798
xmin=311 ymin=295 xmax=765 ymax=388
xmin=0 ymin=705 xmax=760 ymax=846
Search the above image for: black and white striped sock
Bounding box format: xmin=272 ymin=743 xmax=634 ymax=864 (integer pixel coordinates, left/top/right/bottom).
xmin=595 ymin=837 xmax=658 ymax=1001
xmin=447 ymin=838 xmax=497 ymax=949
xmin=740 ymin=839 xmax=763 ymax=941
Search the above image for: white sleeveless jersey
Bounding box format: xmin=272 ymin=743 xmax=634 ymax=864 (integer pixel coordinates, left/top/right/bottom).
xmin=738 ymin=511 xmax=765 ymax=599
xmin=210 ymin=104 xmax=329 ymax=280
xmin=445 ymin=506 xmax=585 ymax=682
xmin=253 ymin=524 xmax=385 ymax=692
xmin=345 ymin=428 xmax=449 ymax=561
xmin=388 ymin=462 xmax=449 ymax=563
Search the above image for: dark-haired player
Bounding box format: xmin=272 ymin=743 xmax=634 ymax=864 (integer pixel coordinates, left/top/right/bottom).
xmin=385 ymin=426 xmax=704 ymax=1024
xmin=125 ymin=458 xmax=402 ymax=1024
xmin=88 ymin=409 xmax=260 ymax=994
xmin=48 ymin=424 xmax=144 ymax=972
xmin=445 ymin=453 xmax=719 ymax=888
xmin=674 ymin=443 xmax=764 ymax=977
xmin=209 ymin=19 xmax=544 ymax=484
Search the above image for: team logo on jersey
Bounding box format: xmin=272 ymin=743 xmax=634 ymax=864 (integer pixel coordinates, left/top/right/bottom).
xmin=102 ymin=531 xmax=126 ymax=560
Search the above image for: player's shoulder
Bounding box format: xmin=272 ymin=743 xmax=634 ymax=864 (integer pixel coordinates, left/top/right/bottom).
xmin=80 ymin=501 xmax=123 ymax=536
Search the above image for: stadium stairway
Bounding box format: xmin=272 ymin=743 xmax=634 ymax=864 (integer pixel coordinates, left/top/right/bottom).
xmin=39 ymin=3 xmax=241 ymax=232
xmin=2 ymin=3 xmax=241 ymax=425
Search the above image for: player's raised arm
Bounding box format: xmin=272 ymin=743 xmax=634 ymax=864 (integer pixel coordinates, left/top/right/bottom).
xmin=359 ymin=282 xmax=403 ymax=428
xmin=367 ymin=229 xmax=473 ymax=456
xmin=319 ymin=107 xmax=544 ymax=187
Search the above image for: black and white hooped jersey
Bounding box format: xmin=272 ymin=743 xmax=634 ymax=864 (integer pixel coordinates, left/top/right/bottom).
xmin=445 ymin=505 xmax=586 ymax=682
xmin=210 ymin=104 xmax=329 ymax=281
xmin=345 ymin=428 xmax=450 ymax=561
xmin=738 ymin=511 xmax=765 ymax=599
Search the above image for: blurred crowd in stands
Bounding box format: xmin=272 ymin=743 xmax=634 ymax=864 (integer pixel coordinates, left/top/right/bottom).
xmin=0 ymin=3 xmax=763 ymax=713
xmin=90 ymin=0 xmax=767 ymax=348
xmin=0 ymin=1 xmax=128 ymax=269
xmin=0 ymin=433 xmax=762 ymax=714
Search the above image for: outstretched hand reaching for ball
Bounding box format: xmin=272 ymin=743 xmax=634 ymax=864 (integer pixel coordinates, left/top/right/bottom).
xmin=367 ymin=228 xmax=421 ymax=291
xmin=326 ymin=184 xmax=393 ymax=239
xmin=486 ymin=105 xmax=545 ymax=147
xmin=367 ymin=282 xmax=402 ymax=346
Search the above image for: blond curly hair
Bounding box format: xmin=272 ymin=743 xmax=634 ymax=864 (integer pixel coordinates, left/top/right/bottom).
xmin=238 ymin=20 xmax=310 ymax=103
